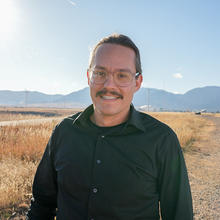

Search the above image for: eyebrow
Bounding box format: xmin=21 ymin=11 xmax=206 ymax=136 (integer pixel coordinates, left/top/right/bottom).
xmin=94 ymin=65 xmax=132 ymax=73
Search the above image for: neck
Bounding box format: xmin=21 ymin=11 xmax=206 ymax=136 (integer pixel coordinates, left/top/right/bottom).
xmin=90 ymin=110 xmax=130 ymax=127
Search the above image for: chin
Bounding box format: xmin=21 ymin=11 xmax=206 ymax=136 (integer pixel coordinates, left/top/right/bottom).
xmin=99 ymin=106 xmax=121 ymax=116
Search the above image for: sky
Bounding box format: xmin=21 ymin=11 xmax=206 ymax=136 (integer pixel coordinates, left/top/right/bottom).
xmin=0 ymin=0 xmax=219 ymax=95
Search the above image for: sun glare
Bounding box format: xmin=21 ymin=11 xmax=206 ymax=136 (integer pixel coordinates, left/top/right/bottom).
xmin=0 ymin=0 xmax=18 ymax=38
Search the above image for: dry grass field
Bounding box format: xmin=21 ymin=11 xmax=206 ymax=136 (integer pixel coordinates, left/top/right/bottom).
xmin=0 ymin=108 xmax=218 ymax=219
xmin=149 ymin=112 xmax=209 ymax=152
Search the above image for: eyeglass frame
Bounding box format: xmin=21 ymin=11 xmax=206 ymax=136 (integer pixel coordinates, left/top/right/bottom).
xmin=87 ymin=68 xmax=141 ymax=87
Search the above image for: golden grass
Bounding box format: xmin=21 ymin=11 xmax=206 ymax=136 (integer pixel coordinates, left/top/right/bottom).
xmin=212 ymin=113 xmax=220 ymax=117
xmin=148 ymin=112 xmax=208 ymax=151
xmin=0 ymin=111 xmax=212 ymax=218
xmin=0 ymin=120 xmax=60 ymax=162
xmin=0 ymin=158 xmax=36 ymax=209
xmin=0 ymin=113 xmax=45 ymax=122
xmin=0 ymin=119 xmax=61 ymax=218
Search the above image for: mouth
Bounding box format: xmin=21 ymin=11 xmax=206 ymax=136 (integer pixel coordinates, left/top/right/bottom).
xmin=96 ymin=89 xmax=123 ymax=100
xmin=101 ymin=95 xmax=120 ymax=100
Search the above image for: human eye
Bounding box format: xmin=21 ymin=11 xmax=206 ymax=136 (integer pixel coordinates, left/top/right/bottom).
xmin=94 ymin=70 xmax=106 ymax=78
xmin=117 ymin=72 xmax=130 ymax=80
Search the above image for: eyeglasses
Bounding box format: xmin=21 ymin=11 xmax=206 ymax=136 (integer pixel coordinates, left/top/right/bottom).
xmin=88 ymin=68 xmax=141 ymax=87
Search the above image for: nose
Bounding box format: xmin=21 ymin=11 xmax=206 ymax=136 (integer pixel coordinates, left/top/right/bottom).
xmin=103 ymin=73 xmax=117 ymax=88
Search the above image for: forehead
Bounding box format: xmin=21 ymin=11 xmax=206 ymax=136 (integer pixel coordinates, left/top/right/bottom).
xmin=93 ymin=43 xmax=136 ymax=70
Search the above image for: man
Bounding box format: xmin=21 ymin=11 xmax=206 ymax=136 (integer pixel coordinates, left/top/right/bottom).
xmin=27 ymin=34 xmax=193 ymax=219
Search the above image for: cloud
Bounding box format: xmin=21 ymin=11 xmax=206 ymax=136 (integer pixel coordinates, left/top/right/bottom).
xmin=66 ymin=0 xmax=76 ymax=6
xmin=173 ymin=73 xmax=183 ymax=79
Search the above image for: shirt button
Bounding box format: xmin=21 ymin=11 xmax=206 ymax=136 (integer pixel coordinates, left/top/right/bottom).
xmin=96 ymin=159 xmax=101 ymax=164
xmin=101 ymin=135 xmax=105 ymax=138
xmin=93 ymin=188 xmax=98 ymax=193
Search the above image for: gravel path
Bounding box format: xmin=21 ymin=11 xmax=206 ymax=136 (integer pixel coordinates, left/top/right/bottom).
xmin=185 ymin=115 xmax=220 ymax=220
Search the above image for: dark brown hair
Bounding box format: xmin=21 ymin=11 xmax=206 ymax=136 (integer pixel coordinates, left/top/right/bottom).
xmin=89 ymin=34 xmax=142 ymax=74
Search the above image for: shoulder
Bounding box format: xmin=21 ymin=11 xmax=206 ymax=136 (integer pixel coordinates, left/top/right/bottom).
xmin=61 ymin=111 xmax=82 ymax=125
xmin=137 ymin=111 xmax=181 ymax=152
xmin=138 ymin=111 xmax=175 ymax=136
xmin=45 ymin=112 xmax=83 ymax=154
xmin=52 ymin=111 xmax=82 ymax=134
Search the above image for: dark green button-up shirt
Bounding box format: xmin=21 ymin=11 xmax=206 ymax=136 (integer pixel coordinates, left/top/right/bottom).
xmin=27 ymin=105 xmax=193 ymax=220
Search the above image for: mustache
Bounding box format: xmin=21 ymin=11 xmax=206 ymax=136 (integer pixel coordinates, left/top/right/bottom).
xmin=96 ymin=89 xmax=123 ymax=99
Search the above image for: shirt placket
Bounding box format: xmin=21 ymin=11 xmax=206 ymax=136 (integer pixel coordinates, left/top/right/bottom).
xmin=87 ymin=134 xmax=106 ymax=220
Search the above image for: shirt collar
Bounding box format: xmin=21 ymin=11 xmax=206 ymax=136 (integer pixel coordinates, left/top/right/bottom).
xmin=126 ymin=104 xmax=146 ymax=132
xmin=73 ymin=104 xmax=145 ymax=133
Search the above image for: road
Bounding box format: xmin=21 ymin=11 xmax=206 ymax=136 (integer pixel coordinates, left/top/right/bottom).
xmin=0 ymin=117 xmax=64 ymax=127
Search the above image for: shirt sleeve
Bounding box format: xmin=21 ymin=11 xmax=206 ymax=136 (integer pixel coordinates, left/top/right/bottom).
xmin=26 ymin=128 xmax=58 ymax=220
xmin=157 ymin=130 xmax=193 ymax=220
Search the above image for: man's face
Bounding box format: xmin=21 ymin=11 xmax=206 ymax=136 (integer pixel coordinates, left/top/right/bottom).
xmin=87 ymin=43 xmax=142 ymax=120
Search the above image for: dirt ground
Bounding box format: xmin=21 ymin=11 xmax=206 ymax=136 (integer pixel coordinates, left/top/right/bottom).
xmin=3 ymin=115 xmax=220 ymax=220
xmin=185 ymin=115 xmax=220 ymax=220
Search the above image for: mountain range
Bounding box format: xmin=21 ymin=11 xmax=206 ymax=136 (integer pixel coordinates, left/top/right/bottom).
xmin=0 ymin=86 xmax=219 ymax=112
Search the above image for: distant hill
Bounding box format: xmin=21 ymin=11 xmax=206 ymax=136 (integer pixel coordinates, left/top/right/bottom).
xmin=133 ymin=86 xmax=220 ymax=111
xmin=0 ymin=90 xmax=63 ymax=106
xmin=0 ymin=86 xmax=219 ymax=112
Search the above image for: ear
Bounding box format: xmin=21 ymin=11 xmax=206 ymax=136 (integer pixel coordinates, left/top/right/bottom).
xmin=87 ymin=70 xmax=90 ymax=85
xmin=134 ymin=74 xmax=143 ymax=92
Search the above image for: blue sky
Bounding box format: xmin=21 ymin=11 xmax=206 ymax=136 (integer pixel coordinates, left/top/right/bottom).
xmin=0 ymin=0 xmax=219 ymax=94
